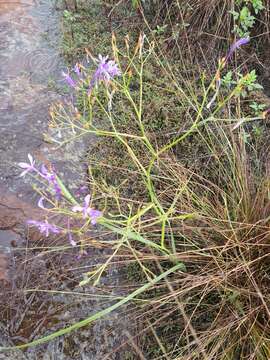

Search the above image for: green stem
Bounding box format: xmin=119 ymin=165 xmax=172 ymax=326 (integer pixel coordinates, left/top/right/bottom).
xmin=0 ymin=263 xmax=185 ymax=351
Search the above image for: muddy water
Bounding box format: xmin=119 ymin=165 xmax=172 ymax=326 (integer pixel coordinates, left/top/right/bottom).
xmin=0 ymin=0 xmax=63 ymax=200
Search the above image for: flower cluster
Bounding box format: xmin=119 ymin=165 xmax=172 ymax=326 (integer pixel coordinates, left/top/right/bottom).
xmin=72 ymin=194 xmax=102 ymax=225
xmin=19 ymin=155 xmax=102 ymax=249
xmin=18 ymin=154 xmax=62 ymax=200
xmin=89 ymin=55 xmax=121 ymax=90
xmin=62 ymin=55 xmax=121 ymax=94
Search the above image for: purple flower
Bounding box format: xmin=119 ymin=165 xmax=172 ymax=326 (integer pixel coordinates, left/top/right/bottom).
xmin=62 ymin=70 xmax=76 ymax=88
xmin=87 ymin=209 xmax=103 ymax=225
xmin=89 ymin=55 xmax=121 ymax=91
xmin=72 ymin=194 xmax=91 ymax=219
xmin=18 ymin=154 xmax=36 ymax=177
xmin=40 ymin=164 xmax=55 ymax=183
xmin=73 ymin=63 xmax=82 ymax=77
xmin=40 ymin=165 xmax=61 ymax=200
xmin=27 ymin=220 xmax=60 ymax=237
xmin=225 ymin=38 xmax=249 ymax=62
xmin=18 ymin=155 xmax=61 ymax=200
xmin=72 ymin=194 xmax=102 ymax=224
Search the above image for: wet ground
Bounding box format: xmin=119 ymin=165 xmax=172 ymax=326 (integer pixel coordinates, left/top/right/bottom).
xmin=0 ymin=0 xmax=65 ymax=283
xmin=0 ymin=1 xmax=130 ymax=358
xmin=0 ymin=0 xmax=63 ymax=199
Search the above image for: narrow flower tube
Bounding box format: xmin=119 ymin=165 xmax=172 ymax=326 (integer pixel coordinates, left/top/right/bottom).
xmin=74 ymin=63 xmax=82 ymax=77
xmin=224 ymin=38 xmax=250 ymax=64
xmin=62 ymin=71 xmax=76 ymax=88
xmin=40 ymin=165 xmax=62 ymax=200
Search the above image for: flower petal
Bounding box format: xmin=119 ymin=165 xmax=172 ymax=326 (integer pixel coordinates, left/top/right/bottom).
xmin=19 ymin=169 xmax=30 ymax=177
xmin=38 ymin=197 xmax=45 ymax=209
xmin=84 ymin=194 xmax=91 ymax=207
xmin=226 ymin=38 xmax=250 ymax=62
xmin=28 ymin=153 xmax=34 ymax=165
xmin=69 ymin=234 xmax=76 ymax=247
xmin=88 ymin=208 xmax=102 ymax=224
xmin=18 ymin=162 xmax=30 ymax=169
xmin=72 ymin=205 xmax=83 ymax=212
xmin=27 ymin=220 xmax=40 ymax=226
xmin=62 ymin=71 xmax=76 ymax=87
xmin=40 ymin=164 xmax=48 ymax=175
